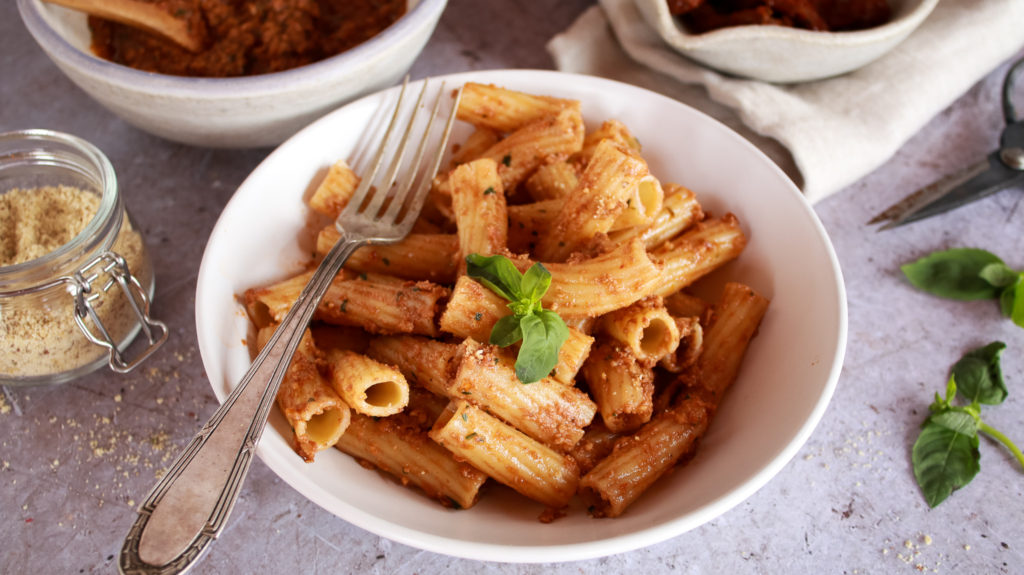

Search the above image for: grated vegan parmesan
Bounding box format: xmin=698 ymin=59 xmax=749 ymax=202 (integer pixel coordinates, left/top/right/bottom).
xmin=0 ymin=185 xmax=149 ymax=379
xmin=0 ymin=185 xmax=99 ymax=266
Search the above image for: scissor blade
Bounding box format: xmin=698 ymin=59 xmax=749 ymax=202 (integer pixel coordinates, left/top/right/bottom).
xmin=868 ymin=157 xmax=990 ymax=225
xmin=875 ymin=152 xmax=1024 ymax=230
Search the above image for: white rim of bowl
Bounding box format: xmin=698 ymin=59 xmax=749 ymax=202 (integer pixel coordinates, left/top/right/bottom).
xmin=17 ymin=0 xmax=448 ymax=97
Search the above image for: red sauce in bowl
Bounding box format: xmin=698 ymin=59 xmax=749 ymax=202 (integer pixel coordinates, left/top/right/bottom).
xmin=668 ymin=0 xmax=890 ymax=33
xmin=89 ymin=0 xmax=406 ymax=77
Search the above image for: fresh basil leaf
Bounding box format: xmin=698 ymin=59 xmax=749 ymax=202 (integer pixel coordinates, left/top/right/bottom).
xmin=929 ymin=376 xmax=956 ymax=413
xmin=520 ymin=263 xmax=552 ymax=306
xmin=901 ymin=248 xmax=1004 ymax=300
xmin=465 ymin=254 xmax=523 ymax=302
xmin=979 ymin=262 xmax=1020 ymax=288
xmin=926 ymin=409 xmax=980 ymax=436
xmin=944 ymin=376 xmax=957 ymax=405
xmin=466 ymin=253 xmax=570 ymax=384
xmin=514 ymin=312 xmax=566 ymax=384
xmin=952 ymin=341 xmax=1007 ymax=405
xmin=912 ymin=421 xmax=981 ymax=508
xmin=1000 ymin=283 xmax=1016 ymax=317
xmin=1010 ymin=281 xmax=1024 ymax=328
xmin=489 ymin=314 xmax=523 ymax=347
xmin=913 ymin=346 xmax=1024 ymax=509
xmin=536 ymin=309 xmax=570 ymax=351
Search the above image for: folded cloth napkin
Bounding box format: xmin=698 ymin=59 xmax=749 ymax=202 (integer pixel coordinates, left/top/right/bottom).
xmin=548 ymin=0 xmax=1024 ymax=202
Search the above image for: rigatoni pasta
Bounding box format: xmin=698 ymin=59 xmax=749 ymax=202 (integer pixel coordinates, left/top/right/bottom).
xmin=448 ymin=339 xmax=596 ymax=452
xmin=543 ymin=238 xmax=663 ymax=318
xmin=449 ymin=158 xmax=507 ymax=263
xmin=324 ymin=348 xmax=409 ymax=417
xmin=365 ymin=335 xmax=457 ymax=397
xmin=430 ymin=400 xmax=580 ymax=508
xmin=244 ymin=269 xmax=449 ymax=336
xmin=472 ymin=106 xmax=585 ymax=193
xmin=580 ymin=342 xmax=654 ymax=433
xmin=337 ymin=409 xmax=488 ymax=509
xmin=574 ymin=118 xmax=641 ymax=165
xmin=596 ymin=296 xmax=681 ymax=364
xmin=581 ymin=281 xmax=769 ymax=517
xmin=609 ymin=184 xmax=704 ymax=249
xmin=308 ymin=159 xmax=360 ymax=219
xmin=579 ymin=395 xmax=712 ymax=518
xmin=535 ymin=139 xmax=649 ymax=261
xmin=315 ymin=228 xmax=459 ymax=284
xmin=524 ymin=160 xmax=579 ymax=201
xmin=450 ymin=127 xmax=500 ymax=167
xmin=241 ymin=82 xmax=769 ymax=519
xmin=257 ymin=326 xmax=350 ymax=462
xmin=456 ymin=82 xmax=580 ymax=133
xmin=659 ymin=316 xmax=704 ymax=374
xmin=694 ymin=282 xmax=771 ymax=400
xmin=649 ymin=215 xmax=747 ymax=298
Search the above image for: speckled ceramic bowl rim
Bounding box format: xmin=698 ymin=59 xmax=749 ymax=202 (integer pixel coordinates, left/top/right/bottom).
xmin=17 ymin=0 xmax=447 ymax=98
xmin=652 ymin=0 xmax=939 ymax=48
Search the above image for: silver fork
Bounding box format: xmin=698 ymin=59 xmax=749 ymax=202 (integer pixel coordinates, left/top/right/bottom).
xmin=119 ymin=77 xmax=461 ymax=575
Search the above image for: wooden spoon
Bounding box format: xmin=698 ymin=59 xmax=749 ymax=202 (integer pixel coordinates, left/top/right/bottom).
xmin=41 ymin=0 xmax=203 ymax=52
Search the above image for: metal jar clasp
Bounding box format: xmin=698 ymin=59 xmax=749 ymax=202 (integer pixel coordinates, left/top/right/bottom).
xmin=68 ymin=251 xmax=168 ymax=373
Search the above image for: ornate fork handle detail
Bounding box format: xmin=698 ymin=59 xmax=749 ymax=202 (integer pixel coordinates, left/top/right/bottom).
xmin=120 ymin=235 xmax=364 ymax=574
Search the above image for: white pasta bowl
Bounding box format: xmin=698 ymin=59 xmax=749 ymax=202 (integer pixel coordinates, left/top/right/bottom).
xmin=195 ymin=70 xmax=847 ymax=561
xmin=16 ymin=0 xmax=446 ymax=148
xmin=633 ymin=0 xmax=938 ymax=83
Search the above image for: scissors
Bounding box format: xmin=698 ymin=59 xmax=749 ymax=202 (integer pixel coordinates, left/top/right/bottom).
xmin=869 ymin=56 xmax=1024 ymax=230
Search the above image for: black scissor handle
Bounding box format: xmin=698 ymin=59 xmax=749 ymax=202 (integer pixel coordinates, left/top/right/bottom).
xmin=1001 ymin=57 xmax=1024 ymax=151
xmin=1002 ymin=57 xmax=1024 ymax=125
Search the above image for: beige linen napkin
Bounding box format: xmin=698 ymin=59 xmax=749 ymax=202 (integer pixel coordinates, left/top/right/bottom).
xmin=548 ymin=0 xmax=1024 ymax=202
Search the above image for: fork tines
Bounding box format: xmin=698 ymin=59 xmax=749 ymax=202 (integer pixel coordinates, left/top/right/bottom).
xmin=342 ymin=77 xmax=462 ymax=234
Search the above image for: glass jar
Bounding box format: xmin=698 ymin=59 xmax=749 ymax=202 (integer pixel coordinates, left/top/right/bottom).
xmin=0 ymin=129 xmax=167 ymax=385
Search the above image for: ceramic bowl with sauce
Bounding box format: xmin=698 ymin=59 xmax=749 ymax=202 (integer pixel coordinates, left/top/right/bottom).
xmin=16 ymin=0 xmax=448 ymax=148
xmin=633 ymin=0 xmax=938 ymax=83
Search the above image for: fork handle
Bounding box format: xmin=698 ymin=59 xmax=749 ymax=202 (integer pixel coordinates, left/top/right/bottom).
xmin=119 ymin=234 xmax=364 ymax=575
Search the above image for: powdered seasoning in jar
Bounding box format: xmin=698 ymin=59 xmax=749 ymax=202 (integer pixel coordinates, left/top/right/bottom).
xmin=0 ymin=130 xmax=167 ymax=385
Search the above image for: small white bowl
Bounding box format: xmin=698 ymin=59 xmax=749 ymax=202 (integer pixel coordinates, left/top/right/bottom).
xmin=17 ymin=0 xmax=447 ymax=148
xmin=195 ymin=70 xmax=847 ymax=561
xmin=634 ymin=0 xmax=938 ymax=83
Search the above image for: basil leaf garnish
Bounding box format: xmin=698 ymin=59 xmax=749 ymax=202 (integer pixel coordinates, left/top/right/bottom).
xmin=520 ymin=263 xmax=552 ymax=308
xmin=489 ymin=314 xmax=524 ymax=348
xmin=466 ymin=254 xmax=569 ymax=383
xmin=465 ymin=253 xmax=524 ymax=302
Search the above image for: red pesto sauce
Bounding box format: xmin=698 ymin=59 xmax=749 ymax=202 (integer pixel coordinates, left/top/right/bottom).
xmin=89 ymin=0 xmax=406 ymax=77
xmin=667 ymin=0 xmax=891 ymax=33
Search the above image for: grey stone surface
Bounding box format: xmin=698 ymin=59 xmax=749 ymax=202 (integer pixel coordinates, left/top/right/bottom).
xmin=2 ymin=1 xmax=1022 ymax=573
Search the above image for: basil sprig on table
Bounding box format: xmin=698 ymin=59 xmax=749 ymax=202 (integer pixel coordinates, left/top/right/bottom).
xmin=912 ymin=342 xmax=1024 ymax=508
xmin=465 ymin=253 xmax=569 ymax=384
xmin=901 ymin=248 xmax=1024 ymax=328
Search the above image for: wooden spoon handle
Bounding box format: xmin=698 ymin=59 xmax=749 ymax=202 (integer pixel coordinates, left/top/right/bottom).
xmin=41 ymin=0 xmax=202 ymax=52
